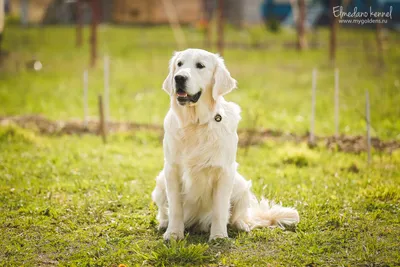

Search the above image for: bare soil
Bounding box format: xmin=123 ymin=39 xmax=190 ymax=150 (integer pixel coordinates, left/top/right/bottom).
xmin=1 ymin=115 xmax=399 ymax=153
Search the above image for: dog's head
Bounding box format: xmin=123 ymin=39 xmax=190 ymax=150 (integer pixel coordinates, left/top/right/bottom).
xmin=162 ymin=49 xmax=237 ymax=106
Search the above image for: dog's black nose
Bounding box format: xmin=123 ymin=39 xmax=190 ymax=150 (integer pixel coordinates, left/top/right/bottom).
xmin=174 ymin=75 xmax=187 ymax=85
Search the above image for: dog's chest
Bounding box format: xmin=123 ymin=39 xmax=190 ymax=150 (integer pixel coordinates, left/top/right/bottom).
xmin=165 ymin=101 xmax=240 ymax=168
xmin=176 ymin=124 xmax=222 ymax=167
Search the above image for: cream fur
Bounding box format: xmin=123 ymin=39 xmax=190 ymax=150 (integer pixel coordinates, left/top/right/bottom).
xmin=152 ymin=49 xmax=299 ymax=241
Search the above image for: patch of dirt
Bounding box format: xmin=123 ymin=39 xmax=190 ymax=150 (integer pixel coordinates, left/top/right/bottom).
xmin=326 ymin=135 xmax=400 ymax=154
xmin=1 ymin=115 xmax=399 ymax=154
xmin=0 ymin=115 xmax=163 ymax=135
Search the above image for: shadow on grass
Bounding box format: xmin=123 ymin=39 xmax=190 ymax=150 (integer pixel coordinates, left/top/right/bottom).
xmin=146 ymin=224 xmax=298 ymax=266
xmin=143 ymin=224 xmax=246 ymax=266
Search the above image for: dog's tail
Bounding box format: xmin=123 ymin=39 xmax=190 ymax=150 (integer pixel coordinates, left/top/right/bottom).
xmin=247 ymin=194 xmax=299 ymax=229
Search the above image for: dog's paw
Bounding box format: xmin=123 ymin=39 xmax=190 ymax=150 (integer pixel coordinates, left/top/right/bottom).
xmin=163 ymin=228 xmax=184 ymax=241
xmin=209 ymin=233 xmax=228 ymax=242
xmin=234 ymin=220 xmax=250 ymax=232
xmin=158 ymin=220 xmax=168 ymax=230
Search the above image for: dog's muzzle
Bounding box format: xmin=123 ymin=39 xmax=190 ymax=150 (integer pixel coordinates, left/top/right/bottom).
xmin=174 ymin=75 xmax=201 ymax=105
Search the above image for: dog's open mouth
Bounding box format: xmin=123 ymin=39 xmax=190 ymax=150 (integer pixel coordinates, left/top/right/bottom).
xmin=176 ymin=89 xmax=202 ymax=105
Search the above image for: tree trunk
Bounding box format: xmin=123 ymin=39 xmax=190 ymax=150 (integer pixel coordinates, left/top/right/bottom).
xmin=217 ymin=0 xmax=224 ymax=56
xmin=203 ymin=0 xmax=212 ymax=49
xmin=90 ymin=0 xmax=100 ymax=67
xmin=76 ymin=0 xmax=83 ymax=48
xmin=329 ymin=0 xmax=338 ymax=65
xmin=0 ymin=0 xmax=4 ymax=55
xmin=297 ymin=0 xmax=307 ymax=50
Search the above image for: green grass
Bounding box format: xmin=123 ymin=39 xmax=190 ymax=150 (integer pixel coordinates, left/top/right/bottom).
xmin=1 ymin=25 xmax=400 ymax=139
xmin=0 ymin=125 xmax=399 ymax=266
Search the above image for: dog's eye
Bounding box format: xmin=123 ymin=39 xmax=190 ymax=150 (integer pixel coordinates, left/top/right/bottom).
xmin=196 ymin=62 xmax=205 ymax=69
xmin=177 ymin=61 xmax=183 ymax=67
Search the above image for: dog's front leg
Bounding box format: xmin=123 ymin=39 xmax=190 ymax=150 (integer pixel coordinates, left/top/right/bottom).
xmin=210 ymin=167 xmax=234 ymax=241
xmin=163 ymin=163 xmax=184 ymax=240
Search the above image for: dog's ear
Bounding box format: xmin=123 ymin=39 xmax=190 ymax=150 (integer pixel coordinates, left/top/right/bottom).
xmin=212 ymin=54 xmax=237 ymax=100
xmin=162 ymin=51 xmax=180 ymax=95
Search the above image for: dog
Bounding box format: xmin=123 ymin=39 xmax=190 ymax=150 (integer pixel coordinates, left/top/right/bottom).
xmin=152 ymin=49 xmax=299 ymax=241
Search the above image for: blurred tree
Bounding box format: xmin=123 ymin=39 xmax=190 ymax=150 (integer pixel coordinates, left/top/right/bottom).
xmin=0 ymin=0 xmax=3 ymax=54
xmin=202 ymin=0 xmax=214 ymax=48
xmin=76 ymin=0 xmax=83 ymax=47
xmin=161 ymin=0 xmax=187 ymax=50
xmin=90 ymin=0 xmax=100 ymax=67
xmin=329 ymin=0 xmax=339 ymax=65
xmin=263 ymin=0 xmax=281 ymax=32
xmin=217 ymin=0 xmax=224 ymax=56
xmin=296 ymin=0 xmax=307 ymax=50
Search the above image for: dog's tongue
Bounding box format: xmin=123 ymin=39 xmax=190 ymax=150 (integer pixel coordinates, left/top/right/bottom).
xmin=177 ymin=91 xmax=188 ymax=97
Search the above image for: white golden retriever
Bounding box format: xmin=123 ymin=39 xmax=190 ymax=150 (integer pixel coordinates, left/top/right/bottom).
xmin=152 ymin=49 xmax=299 ymax=241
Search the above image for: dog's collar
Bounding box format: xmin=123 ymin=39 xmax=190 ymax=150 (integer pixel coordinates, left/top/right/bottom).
xmin=214 ymin=114 xmax=222 ymax=122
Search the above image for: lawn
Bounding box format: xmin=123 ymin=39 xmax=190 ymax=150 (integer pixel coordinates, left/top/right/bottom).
xmin=0 ymin=24 xmax=400 ymax=266
xmin=0 ymin=125 xmax=399 ymax=266
xmin=0 ymin=25 xmax=399 ymax=139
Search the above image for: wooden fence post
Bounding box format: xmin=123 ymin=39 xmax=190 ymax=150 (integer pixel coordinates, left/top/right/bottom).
xmin=103 ymin=55 xmax=109 ymax=123
xmin=83 ymin=70 xmax=88 ymax=127
xmin=366 ymin=91 xmax=371 ymax=164
xmin=309 ymin=68 xmax=317 ymax=146
xmin=334 ymin=68 xmax=339 ymax=138
xmin=98 ymin=94 xmax=107 ymax=144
